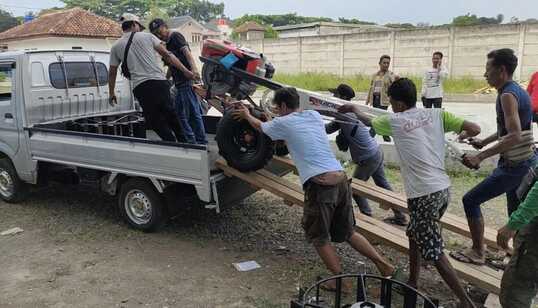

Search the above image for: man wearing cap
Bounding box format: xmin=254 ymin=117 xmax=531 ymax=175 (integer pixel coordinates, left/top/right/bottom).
xmin=327 ymin=84 xmax=407 ymax=226
xmin=108 ymin=13 xmax=193 ymax=142
xmin=149 ymin=18 xmax=207 ymax=144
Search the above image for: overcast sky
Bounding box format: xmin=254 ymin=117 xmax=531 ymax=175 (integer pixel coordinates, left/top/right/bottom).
xmin=2 ymin=0 xmax=537 ymax=25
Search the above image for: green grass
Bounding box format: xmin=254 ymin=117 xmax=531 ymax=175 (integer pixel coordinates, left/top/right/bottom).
xmin=272 ymin=73 xmax=488 ymax=95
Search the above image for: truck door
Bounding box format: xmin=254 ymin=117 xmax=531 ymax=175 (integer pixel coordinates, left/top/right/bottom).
xmin=0 ymin=62 xmax=19 ymax=154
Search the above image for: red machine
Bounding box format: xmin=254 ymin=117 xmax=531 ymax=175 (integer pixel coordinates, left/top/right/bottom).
xmin=200 ymin=39 xmax=275 ymax=99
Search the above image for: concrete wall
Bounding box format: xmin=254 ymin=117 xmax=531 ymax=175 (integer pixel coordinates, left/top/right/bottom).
xmin=5 ymin=36 xmax=116 ymax=52
xmin=190 ymin=23 xmax=538 ymax=80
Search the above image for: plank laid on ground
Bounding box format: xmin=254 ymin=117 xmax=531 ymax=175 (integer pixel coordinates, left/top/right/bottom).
xmin=216 ymin=159 xmax=502 ymax=294
xmin=272 ymin=156 xmax=500 ymax=250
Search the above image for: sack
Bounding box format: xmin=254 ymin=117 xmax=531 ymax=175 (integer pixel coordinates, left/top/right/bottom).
xmin=516 ymin=166 xmax=538 ymax=202
xmin=121 ymin=32 xmax=136 ymax=80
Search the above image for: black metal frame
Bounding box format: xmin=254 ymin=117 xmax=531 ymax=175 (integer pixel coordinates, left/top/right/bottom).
xmin=290 ymin=274 xmax=437 ymax=308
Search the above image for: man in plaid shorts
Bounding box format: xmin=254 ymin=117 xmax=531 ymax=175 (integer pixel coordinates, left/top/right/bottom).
xmin=339 ymin=78 xmax=481 ymax=308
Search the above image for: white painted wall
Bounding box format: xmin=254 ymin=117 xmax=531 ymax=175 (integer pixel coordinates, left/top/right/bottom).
xmin=5 ymin=36 xmax=117 ymax=52
xmin=219 ymin=23 xmax=538 ymax=80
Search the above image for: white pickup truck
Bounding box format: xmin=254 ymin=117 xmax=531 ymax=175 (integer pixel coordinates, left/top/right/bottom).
xmin=0 ymin=49 xmax=289 ymax=231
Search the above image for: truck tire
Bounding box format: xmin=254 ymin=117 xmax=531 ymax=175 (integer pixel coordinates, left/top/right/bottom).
xmin=0 ymin=158 xmax=28 ymax=203
xmin=216 ymin=110 xmax=274 ymax=172
xmin=118 ymin=178 xmax=167 ymax=232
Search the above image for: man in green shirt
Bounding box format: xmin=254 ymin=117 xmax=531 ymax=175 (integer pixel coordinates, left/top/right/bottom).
xmin=339 ymin=78 xmax=480 ymax=308
xmin=497 ymin=172 xmax=538 ymax=307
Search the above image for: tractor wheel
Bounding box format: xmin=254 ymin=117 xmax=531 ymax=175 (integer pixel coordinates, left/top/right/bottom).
xmin=216 ymin=110 xmax=274 ymax=172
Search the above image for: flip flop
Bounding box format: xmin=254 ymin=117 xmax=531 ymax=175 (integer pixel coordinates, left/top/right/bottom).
xmin=449 ymin=248 xmax=486 ymax=265
xmin=383 ymin=216 xmax=408 ymax=227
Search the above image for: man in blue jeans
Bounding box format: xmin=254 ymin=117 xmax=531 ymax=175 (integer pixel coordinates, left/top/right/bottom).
xmin=326 ymin=84 xmax=407 ymax=226
xmin=149 ymin=18 xmax=207 ymax=144
xmin=451 ymin=48 xmax=537 ymax=265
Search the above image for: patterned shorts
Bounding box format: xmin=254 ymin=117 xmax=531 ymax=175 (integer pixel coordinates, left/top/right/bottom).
xmin=406 ymin=189 xmax=450 ymax=261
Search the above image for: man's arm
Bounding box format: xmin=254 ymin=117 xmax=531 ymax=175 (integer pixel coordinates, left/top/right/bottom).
xmin=463 ymin=94 xmax=522 ymax=169
xmin=182 ymin=47 xmax=200 ymax=79
xmin=497 ymin=180 xmax=538 ymax=249
xmin=154 ymin=43 xmax=194 ymax=80
xmin=457 ymin=120 xmax=481 ymax=140
xmin=108 ymin=65 xmax=119 ymax=105
xmin=232 ymin=103 xmax=263 ymax=132
xmin=439 ymin=67 xmax=449 ymax=80
xmin=476 ymin=93 xmax=522 ymax=161
xmin=339 ymin=104 xmax=374 ymax=127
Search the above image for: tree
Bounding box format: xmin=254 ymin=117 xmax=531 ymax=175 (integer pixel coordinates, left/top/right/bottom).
xmin=337 ymin=17 xmax=375 ymax=25
xmin=452 ymin=13 xmax=504 ymax=26
xmin=384 ymin=23 xmax=416 ymax=29
xmin=61 ymin=0 xmax=224 ymax=22
xmin=233 ymin=13 xmax=332 ymax=28
xmin=0 ymin=9 xmax=19 ymax=32
xmin=167 ymin=0 xmax=224 ymax=23
xmin=264 ymin=26 xmax=278 ymax=39
xmin=38 ymin=7 xmax=64 ymax=17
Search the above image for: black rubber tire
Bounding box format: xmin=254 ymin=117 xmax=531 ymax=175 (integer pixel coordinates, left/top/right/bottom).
xmin=216 ymin=110 xmax=274 ymax=172
xmin=274 ymin=141 xmax=289 ymax=156
xmin=0 ymin=158 xmax=28 ymax=203
xmin=118 ymin=178 xmax=167 ymax=232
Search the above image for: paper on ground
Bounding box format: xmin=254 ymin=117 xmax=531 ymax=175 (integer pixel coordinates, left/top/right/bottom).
xmin=1 ymin=227 xmax=24 ymax=236
xmin=233 ymin=261 xmax=261 ymax=272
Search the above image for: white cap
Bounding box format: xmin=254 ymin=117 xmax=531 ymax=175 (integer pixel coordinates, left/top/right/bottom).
xmin=119 ymin=13 xmax=145 ymax=30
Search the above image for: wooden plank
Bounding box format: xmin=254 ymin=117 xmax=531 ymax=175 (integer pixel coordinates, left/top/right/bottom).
xmin=216 ymin=160 xmax=304 ymax=206
xmin=357 ymin=213 xmax=501 ymax=294
xmin=217 ymin=159 xmax=502 ymax=294
xmin=272 ymin=156 xmax=500 ymax=249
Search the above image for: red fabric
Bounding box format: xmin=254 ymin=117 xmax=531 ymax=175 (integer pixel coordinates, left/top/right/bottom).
xmin=528 ymin=72 xmax=538 ymax=114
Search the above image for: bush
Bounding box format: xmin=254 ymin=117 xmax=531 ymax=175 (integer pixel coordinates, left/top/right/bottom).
xmin=272 ymin=72 xmax=487 ymax=94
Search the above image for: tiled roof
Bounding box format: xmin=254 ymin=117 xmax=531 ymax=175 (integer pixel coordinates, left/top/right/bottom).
xmin=168 ymin=16 xmax=195 ymax=29
xmin=0 ymin=8 xmax=122 ymax=42
xmin=234 ymin=21 xmax=265 ymax=33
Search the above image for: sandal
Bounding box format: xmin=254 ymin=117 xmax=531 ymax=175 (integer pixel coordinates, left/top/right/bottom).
xmin=383 ymin=216 xmax=408 ymax=227
xmin=449 ymin=248 xmax=486 ymax=265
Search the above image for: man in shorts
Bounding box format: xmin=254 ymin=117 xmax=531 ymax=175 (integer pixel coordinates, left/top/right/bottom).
xmin=232 ymin=87 xmax=396 ymax=292
xmin=339 ymin=78 xmax=481 ymax=308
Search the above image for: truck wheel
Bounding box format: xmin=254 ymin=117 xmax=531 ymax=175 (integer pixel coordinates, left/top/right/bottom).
xmin=216 ymin=110 xmax=274 ymax=172
xmin=0 ymin=158 xmax=28 ymax=203
xmin=118 ymin=178 xmax=167 ymax=232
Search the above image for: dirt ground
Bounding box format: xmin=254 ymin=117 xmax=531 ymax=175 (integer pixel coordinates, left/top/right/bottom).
xmin=0 ymin=166 xmax=521 ymax=308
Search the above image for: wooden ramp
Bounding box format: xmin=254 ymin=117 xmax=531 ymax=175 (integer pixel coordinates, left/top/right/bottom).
xmin=216 ymin=159 xmax=502 ymax=295
xmin=272 ymin=156 xmax=500 ymax=250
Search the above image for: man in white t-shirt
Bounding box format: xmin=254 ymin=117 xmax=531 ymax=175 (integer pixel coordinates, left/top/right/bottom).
xmin=421 ymin=51 xmax=448 ymax=109
xmin=232 ymin=87 xmax=396 ymax=293
xmin=339 ymin=78 xmax=481 ymax=308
